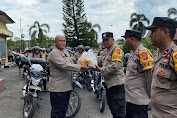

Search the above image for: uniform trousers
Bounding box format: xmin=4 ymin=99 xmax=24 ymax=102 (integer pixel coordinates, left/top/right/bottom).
xmin=106 ymin=84 xmax=125 ymax=118
xmin=125 ymin=102 xmax=148 ymax=118
xmin=50 ymin=91 xmax=71 ymax=118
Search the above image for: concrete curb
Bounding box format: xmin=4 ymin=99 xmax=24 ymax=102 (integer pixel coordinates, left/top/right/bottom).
xmin=1 ymin=62 xmax=17 ymax=68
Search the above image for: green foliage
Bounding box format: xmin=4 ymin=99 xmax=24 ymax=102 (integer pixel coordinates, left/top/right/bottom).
xmin=7 ymin=38 xmax=15 ymax=49
xmin=121 ymin=43 xmax=130 ymax=54
xmin=29 ymin=21 xmax=50 ymax=47
xmin=130 ymin=12 xmax=150 ymax=37
xmin=7 ymin=37 xmax=26 ymax=52
xmin=81 ymin=22 xmax=101 ymax=48
xmin=63 ymin=0 xmax=87 ymax=47
xmin=141 ymin=37 xmax=157 ymax=55
xmin=62 ymin=0 xmax=101 ymax=48
xmin=120 ymin=38 xmax=157 ymax=56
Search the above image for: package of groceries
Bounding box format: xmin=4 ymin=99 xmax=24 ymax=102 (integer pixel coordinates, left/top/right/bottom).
xmin=78 ymin=49 xmax=97 ymax=68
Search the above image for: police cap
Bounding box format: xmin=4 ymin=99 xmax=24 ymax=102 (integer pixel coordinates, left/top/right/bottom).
xmin=121 ymin=30 xmax=142 ymax=40
xmin=145 ymin=17 xmax=177 ymax=30
xmin=102 ymin=32 xmax=113 ymax=39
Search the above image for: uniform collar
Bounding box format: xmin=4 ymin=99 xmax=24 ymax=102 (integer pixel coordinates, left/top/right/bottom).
xmin=134 ymin=43 xmax=143 ymax=52
xmin=161 ymin=41 xmax=174 ymax=57
xmin=155 ymin=41 xmax=175 ymax=62
xmin=131 ymin=43 xmax=143 ymax=55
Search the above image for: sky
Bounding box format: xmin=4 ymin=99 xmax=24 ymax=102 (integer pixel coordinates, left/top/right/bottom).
xmin=1 ymin=0 xmax=177 ymax=43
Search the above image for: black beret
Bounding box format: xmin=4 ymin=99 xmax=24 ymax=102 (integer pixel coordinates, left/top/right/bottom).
xmin=121 ymin=30 xmax=142 ymax=40
xmin=145 ymin=17 xmax=177 ymax=30
xmin=102 ymin=32 xmax=113 ymax=39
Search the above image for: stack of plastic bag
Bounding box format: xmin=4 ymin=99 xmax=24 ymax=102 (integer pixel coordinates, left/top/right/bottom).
xmin=78 ymin=49 xmax=97 ymax=68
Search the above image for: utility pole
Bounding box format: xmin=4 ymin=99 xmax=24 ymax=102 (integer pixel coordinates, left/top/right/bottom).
xmin=20 ymin=18 xmax=22 ymax=52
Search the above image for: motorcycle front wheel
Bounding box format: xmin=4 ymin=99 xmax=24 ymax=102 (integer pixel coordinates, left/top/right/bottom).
xmin=100 ymin=90 xmax=106 ymax=113
xmin=23 ymin=95 xmax=37 ymax=118
xmin=65 ymin=91 xmax=81 ymax=118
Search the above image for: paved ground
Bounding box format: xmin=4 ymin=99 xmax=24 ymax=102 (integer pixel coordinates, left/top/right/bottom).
xmin=0 ymin=66 xmax=152 ymax=118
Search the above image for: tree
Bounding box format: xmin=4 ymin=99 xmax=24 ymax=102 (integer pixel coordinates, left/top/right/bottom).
xmin=62 ymin=0 xmax=87 ymax=47
xmin=168 ymin=8 xmax=177 ymax=19
xmin=121 ymin=43 xmax=130 ymax=54
xmin=130 ymin=12 xmax=150 ymax=37
xmin=29 ymin=21 xmax=50 ymax=47
xmin=142 ymin=38 xmax=157 ymax=56
xmin=82 ymin=22 xmax=101 ymax=48
xmin=7 ymin=38 xmax=15 ymax=49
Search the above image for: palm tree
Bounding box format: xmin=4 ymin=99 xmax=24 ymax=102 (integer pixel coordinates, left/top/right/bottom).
xmin=168 ymin=7 xmax=177 ymax=19
xmin=84 ymin=22 xmax=101 ymax=47
xmin=29 ymin=21 xmax=50 ymax=47
xmin=88 ymin=22 xmax=101 ymax=40
xmin=130 ymin=12 xmax=150 ymax=37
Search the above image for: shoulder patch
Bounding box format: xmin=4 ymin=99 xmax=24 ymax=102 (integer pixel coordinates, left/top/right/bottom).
xmin=172 ymin=51 xmax=177 ymax=72
xmin=139 ymin=50 xmax=154 ymax=71
xmin=111 ymin=47 xmax=122 ymax=62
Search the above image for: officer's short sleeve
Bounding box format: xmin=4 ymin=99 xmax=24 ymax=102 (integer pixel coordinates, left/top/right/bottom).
xmin=172 ymin=51 xmax=177 ymax=72
xmin=139 ymin=50 xmax=154 ymax=71
xmin=111 ymin=47 xmax=123 ymax=62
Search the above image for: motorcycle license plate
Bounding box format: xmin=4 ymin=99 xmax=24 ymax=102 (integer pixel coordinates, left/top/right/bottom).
xmin=29 ymin=85 xmax=41 ymax=91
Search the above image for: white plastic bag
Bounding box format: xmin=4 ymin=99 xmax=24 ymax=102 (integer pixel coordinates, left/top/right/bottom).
xmin=78 ymin=49 xmax=97 ymax=68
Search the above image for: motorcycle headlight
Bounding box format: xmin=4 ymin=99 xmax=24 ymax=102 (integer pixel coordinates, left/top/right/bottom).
xmin=31 ymin=77 xmax=41 ymax=86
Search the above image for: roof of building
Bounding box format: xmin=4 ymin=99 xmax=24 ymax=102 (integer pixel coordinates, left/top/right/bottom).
xmin=0 ymin=10 xmax=15 ymax=23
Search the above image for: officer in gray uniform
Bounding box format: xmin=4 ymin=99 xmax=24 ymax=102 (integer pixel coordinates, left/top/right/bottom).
xmin=92 ymin=32 xmax=125 ymax=118
xmin=48 ymin=35 xmax=89 ymax=118
xmin=122 ymin=30 xmax=154 ymax=118
xmin=145 ymin=17 xmax=177 ymax=118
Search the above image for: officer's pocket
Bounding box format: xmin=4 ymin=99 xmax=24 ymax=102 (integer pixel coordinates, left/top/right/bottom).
xmin=155 ymin=69 xmax=171 ymax=89
xmin=127 ymin=61 xmax=138 ymax=75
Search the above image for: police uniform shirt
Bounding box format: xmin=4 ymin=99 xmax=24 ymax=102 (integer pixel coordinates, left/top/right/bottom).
xmin=98 ymin=45 xmax=125 ymax=88
xmin=125 ymin=44 xmax=154 ymax=105
xmin=33 ymin=53 xmax=45 ymax=59
xmin=151 ymin=41 xmax=177 ymax=118
xmin=73 ymin=52 xmax=82 ymax=60
xmin=48 ymin=47 xmax=81 ymax=92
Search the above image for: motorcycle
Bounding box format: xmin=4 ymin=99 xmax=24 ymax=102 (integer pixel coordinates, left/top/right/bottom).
xmin=15 ymin=55 xmax=46 ymax=118
xmin=91 ymin=71 xmax=106 ymax=113
xmin=72 ymin=70 xmax=93 ymax=91
xmin=15 ymin=55 xmax=48 ymax=91
xmin=22 ymin=59 xmax=44 ymax=118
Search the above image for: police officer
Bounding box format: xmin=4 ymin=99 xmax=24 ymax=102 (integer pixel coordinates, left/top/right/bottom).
xmin=92 ymin=32 xmax=125 ymax=118
xmin=122 ymin=30 xmax=154 ymax=118
xmin=85 ymin=46 xmax=90 ymax=52
xmin=41 ymin=48 xmax=46 ymax=58
xmin=145 ymin=17 xmax=177 ymax=118
xmin=32 ymin=46 xmax=45 ymax=59
xmin=25 ymin=47 xmax=32 ymax=59
xmin=45 ymin=48 xmax=50 ymax=60
xmin=73 ymin=45 xmax=84 ymax=60
xmin=48 ymin=35 xmax=89 ymax=118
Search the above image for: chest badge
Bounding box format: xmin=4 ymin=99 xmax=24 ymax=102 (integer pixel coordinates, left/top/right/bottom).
xmin=157 ymin=70 xmax=165 ymax=76
xmin=159 ymin=78 xmax=165 ymax=84
xmin=163 ymin=58 xmax=169 ymax=63
xmin=163 ymin=49 xmax=169 ymax=56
